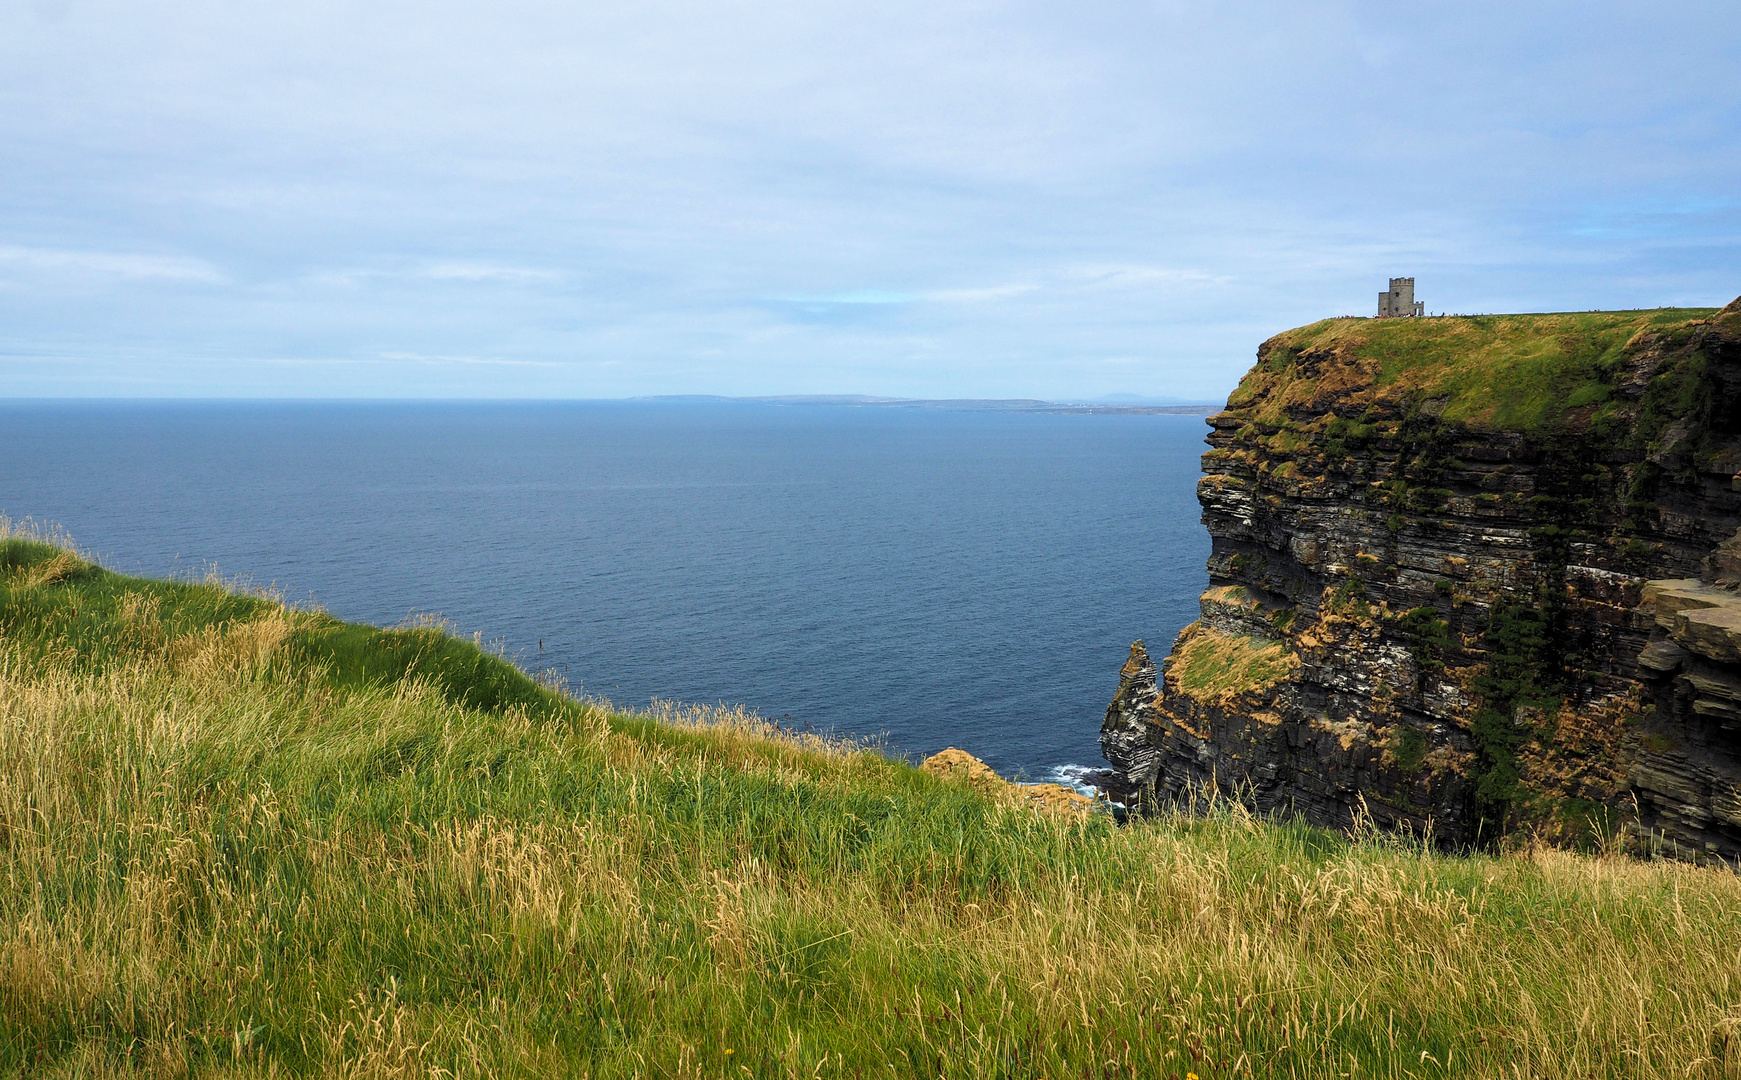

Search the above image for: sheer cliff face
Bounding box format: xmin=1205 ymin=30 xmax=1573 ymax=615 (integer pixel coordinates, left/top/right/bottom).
xmin=1103 ymin=299 xmax=1741 ymax=861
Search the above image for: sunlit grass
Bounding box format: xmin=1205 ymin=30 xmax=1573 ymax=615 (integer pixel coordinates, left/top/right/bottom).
xmin=1229 ymin=307 xmax=1721 ymax=434
xmin=1168 ymin=623 xmax=1299 ymax=705
xmin=3 ymin=518 xmax=1740 ymax=1078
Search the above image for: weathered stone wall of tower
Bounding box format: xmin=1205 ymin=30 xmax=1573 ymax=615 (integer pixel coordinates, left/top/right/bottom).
xmin=1378 ymin=277 xmax=1419 ymax=318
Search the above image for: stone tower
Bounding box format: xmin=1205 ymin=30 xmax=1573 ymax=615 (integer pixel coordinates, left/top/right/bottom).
xmin=1377 ymin=277 xmax=1424 ymax=318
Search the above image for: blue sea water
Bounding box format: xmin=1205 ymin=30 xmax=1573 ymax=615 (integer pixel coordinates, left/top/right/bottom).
xmin=2 ymin=401 xmax=1209 ymax=782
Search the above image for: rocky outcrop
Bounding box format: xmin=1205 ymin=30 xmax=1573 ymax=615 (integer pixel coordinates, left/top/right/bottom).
xmin=1629 ymin=571 xmax=1741 ymax=855
xmin=1102 ymin=299 xmax=1741 ymax=862
xmin=920 ymin=748 xmax=1095 ymax=811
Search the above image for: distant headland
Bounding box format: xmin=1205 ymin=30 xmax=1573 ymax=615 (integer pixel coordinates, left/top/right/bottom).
xmin=630 ymin=393 xmax=1222 ymax=415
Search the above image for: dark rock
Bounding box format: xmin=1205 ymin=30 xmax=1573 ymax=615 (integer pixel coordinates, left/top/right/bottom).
xmin=1637 ymin=640 xmax=1690 ymax=676
xmin=1706 ymin=527 xmax=1741 ymax=588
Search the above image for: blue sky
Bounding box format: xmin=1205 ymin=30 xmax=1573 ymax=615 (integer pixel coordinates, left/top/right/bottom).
xmin=2 ymin=0 xmax=1738 ymax=400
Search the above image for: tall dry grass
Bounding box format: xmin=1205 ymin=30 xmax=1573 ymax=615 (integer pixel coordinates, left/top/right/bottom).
xmin=3 ymin=533 xmax=1740 ymax=1078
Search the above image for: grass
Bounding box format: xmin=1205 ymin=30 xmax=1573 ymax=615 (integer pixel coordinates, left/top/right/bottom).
xmin=1227 ymin=308 xmax=1721 ymax=434
xmin=4 ymin=520 xmax=1741 ymax=1078
xmin=1167 ymin=623 xmax=1300 ymax=705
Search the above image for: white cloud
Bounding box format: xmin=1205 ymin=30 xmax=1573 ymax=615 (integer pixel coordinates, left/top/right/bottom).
xmin=378 ymin=351 xmax=559 ymax=367
xmin=1063 ymin=265 xmax=1229 ymax=291
xmin=422 ymin=262 xmax=561 ymax=284
xmin=770 ymin=284 xmax=1037 ymax=305
xmin=0 ymin=244 xmax=222 ymax=283
xmin=922 ymin=284 xmax=1039 ymax=303
xmin=302 ymin=267 xmax=383 ymax=288
xmin=770 ymin=290 xmax=916 ymax=305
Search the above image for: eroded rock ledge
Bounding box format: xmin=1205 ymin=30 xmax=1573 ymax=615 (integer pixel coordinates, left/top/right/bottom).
xmin=1101 ymin=299 xmax=1741 ymax=862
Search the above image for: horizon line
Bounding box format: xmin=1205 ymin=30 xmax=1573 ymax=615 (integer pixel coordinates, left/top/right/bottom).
xmin=0 ymin=393 xmax=1226 ymax=408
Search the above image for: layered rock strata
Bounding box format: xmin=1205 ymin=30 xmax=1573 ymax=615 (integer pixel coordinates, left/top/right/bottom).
xmin=1102 ymin=299 xmax=1741 ymax=861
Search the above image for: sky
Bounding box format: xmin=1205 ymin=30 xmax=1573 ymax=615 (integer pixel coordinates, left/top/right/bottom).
xmin=2 ymin=0 xmax=1738 ymax=401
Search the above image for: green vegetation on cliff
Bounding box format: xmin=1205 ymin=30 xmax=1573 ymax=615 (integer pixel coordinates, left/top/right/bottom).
xmin=1228 ymin=307 xmax=1721 ymax=434
xmin=1167 ymin=621 xmax=1299 ymax=705
xmin=5 ymin=522 xmax=1741 ymax=1078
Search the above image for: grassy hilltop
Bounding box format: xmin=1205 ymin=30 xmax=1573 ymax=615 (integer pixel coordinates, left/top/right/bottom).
xmin=4 ymin=521 xmax=1741 ymax=1078
xmin=1230 ymin=306 xmax=1725 ymax=434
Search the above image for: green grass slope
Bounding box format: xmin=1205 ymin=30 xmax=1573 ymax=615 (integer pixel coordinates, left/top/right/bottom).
xmin=3 ymin=522 xmax=1740 ymax=1078
xmin=1230 ymin=306 xmax=1725 ymax=434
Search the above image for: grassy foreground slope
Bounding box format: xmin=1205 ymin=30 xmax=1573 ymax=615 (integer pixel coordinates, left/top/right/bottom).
xmin=3 ymin=524 xmax=1740 ymax=1079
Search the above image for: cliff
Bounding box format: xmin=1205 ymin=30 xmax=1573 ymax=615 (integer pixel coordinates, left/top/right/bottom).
xmin=1102 ymin=299 xmax=1741 ymax=861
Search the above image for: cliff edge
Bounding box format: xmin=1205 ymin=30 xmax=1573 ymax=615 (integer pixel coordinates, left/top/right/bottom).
xmin=1102 ymin=300 xmax=1741 ymax=861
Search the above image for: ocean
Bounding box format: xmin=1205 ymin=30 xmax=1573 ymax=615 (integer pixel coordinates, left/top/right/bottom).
xmin=2 ymin=400 xmax=1209 ymax=784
